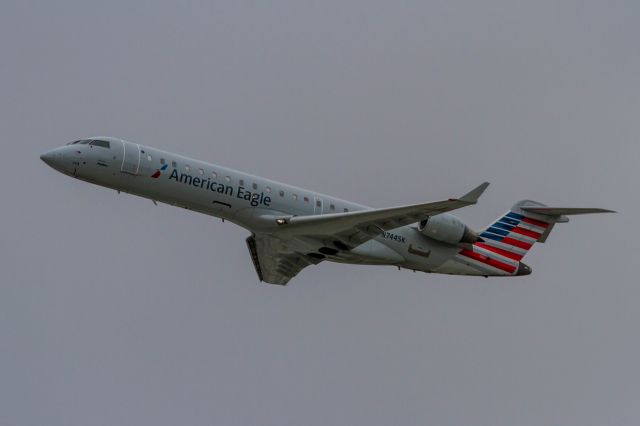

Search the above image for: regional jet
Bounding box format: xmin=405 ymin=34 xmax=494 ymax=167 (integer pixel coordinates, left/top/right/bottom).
xmin=41 ymin=137 xmax=614 ymax=285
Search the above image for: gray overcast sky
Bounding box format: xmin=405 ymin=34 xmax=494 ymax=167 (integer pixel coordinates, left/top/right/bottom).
xmin=1 ymin=1 xmax=638 ymax=425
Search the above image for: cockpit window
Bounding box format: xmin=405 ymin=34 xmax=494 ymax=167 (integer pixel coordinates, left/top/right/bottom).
xmin=89 ymin=140 xmax=110 ymax=148
xmin=65 ymin=139 xmax=111 ymax=148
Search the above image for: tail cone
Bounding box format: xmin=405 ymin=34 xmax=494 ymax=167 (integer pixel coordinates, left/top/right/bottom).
xmin=516 ymin=262 xmax=532 ymax=276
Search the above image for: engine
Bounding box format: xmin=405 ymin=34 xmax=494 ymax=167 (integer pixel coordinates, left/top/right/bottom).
xmin=418 ymin=213 xmax=481 ymax=245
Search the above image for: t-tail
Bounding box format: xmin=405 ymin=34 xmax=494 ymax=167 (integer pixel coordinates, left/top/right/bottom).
xmin=458 ymin=200 xmax=615 ymax=276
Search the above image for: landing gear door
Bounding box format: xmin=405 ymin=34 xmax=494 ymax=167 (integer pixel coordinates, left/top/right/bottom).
xmin=121 ymin=141 xmax=141 ymax=175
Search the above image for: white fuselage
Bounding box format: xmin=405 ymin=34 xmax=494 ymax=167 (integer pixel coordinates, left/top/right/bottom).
xmin=41 ymin=137 xmax=497 ymax=277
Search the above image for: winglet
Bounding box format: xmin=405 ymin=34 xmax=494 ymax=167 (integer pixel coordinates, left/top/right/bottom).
xmin=459 ymin=182 xmax=490 ymax=204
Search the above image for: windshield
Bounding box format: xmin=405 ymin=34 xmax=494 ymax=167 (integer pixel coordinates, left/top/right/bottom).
xmin=65 ymin=139 xmax=110 ymax=148
xmin=89 ymin=140 xmax=110 ymax=148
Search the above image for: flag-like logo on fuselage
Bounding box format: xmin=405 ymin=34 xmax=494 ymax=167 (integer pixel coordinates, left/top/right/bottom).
xmin=151 ymin=164 xmax=168 ymax=178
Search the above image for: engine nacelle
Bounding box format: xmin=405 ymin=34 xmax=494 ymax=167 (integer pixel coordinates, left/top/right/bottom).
xmin=418 ymin=213 xmax=481 ymax=245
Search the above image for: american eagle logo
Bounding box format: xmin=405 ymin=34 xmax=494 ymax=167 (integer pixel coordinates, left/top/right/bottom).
xmin=151 ymin=164 xmax=168 ymax=178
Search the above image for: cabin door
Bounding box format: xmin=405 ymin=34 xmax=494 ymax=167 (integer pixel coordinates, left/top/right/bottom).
xmin=121 ymin=141 xmax=141 ymax=175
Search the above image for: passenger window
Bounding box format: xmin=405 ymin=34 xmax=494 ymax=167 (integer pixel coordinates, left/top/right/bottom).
xmin=211 ymin=171 xmax=217 ymax=178
xmin=292 ymin=194 xmax=298 ymax=200
xmin=279 ymin=190 xmax=284 ymax=197
xmin=225 ymin=176 xmax=231 ymax=182
xmin=239 ymin=179 xmax=244 ymax=186
xmin=252 ymin=183 xmax=258 ymax=190
xmin=172 ymin=161 xmax=177 ymax=168
xmin=265 ymin=186 xmax=271 ymax=193
xmin=330 ymin=204 xmax=335 ymax=210
xmin=160 ymin=158 xmax=165 ymax=165
xmin=344 ymin=208 xmax=349 ymax=212
xmin=198 ymin=168 xmax=204 ymax=175
xmin=185 ymin=165 xmax=190 ymax=172
xmin=304 ymin=197 xmax=310 ymax=203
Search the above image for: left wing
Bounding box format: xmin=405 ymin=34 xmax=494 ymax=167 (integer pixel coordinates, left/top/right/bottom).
xmin=246 ymin=234 xmax=322 ymax=285
xmin=276 ymin=182 xmax=489 ymax=248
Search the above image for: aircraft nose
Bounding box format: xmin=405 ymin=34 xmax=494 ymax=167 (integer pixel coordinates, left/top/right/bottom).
xmin=40 ymin=148 xmax=64 ymax=170
xmin=40 ymin=150 xmax=54 ymax=165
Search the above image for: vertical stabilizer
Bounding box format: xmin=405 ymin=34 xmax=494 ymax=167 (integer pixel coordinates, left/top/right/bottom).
xmin=474 ymin=200 xmax=560 ymax=262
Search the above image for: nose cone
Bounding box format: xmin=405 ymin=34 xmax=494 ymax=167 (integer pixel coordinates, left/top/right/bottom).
xmin=40 ymin=148 xmax=65 ymax=171
xmin=40 ymin=150 xmax=55 ymax=165
xmin=516 ymin=262 xmax=532 ymax=276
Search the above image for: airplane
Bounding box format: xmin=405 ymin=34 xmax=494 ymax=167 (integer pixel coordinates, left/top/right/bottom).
xmin=40 ymin=137 xmax=614 ymax=285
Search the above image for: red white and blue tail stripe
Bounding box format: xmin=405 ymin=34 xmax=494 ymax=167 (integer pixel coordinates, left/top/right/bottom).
xmin=453 ymin=199 xmax=613 ymax=276
xmin=456 ymin=200 xmax=553 ymax=275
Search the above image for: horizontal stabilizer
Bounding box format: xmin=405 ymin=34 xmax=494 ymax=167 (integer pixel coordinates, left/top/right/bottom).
xmin=521 ymin=207 xmax=616 ymax=216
